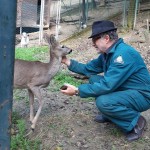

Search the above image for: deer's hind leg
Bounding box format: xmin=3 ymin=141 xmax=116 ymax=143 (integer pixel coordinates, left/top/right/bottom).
xmin=28 ymin=89 xmax=34 ymax=123
xmin=28 ymin=86 xmax=44 ymax=130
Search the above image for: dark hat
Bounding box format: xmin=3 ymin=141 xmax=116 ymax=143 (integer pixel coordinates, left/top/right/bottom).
xmin=88 ymin=20 xmax=117 ymax=38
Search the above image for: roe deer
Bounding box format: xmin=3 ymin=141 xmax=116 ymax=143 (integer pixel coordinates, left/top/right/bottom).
xmin=14 ymin=34 xmax=72 ymax=130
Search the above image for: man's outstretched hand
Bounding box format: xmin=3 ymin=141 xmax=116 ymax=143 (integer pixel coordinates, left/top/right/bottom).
xmin=60 ymin=83 xmax=78 ymax=96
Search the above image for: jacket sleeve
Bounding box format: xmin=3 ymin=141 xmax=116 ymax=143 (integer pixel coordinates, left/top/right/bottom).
xmin=78 ymin=52 xmax=137 ymax=98
xmin=68 ymin=55 xmax=104 ymax=77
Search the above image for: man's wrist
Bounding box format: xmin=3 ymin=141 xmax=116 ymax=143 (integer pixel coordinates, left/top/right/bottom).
xmin=75 ymin=88 xmax=79 ymax=96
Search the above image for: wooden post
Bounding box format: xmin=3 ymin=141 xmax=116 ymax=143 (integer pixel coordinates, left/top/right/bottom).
xmin=0 ymin=0 xmax=17 ymax=149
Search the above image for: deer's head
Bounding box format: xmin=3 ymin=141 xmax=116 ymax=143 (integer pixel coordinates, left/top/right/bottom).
xmin=44 ymin=34 xmax=72 ymax=58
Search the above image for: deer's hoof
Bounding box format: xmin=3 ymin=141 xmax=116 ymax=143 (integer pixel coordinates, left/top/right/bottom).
xmin=31 ymin=124 xmax=35 ymax=131
xmin=31 ymin=127 xmax=35 ymax=132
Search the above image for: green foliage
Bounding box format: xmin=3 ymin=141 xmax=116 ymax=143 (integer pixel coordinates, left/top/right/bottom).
xmin=54 ymin=71 xmax=84 ymax=86
xmin=12 ymin=111 xmax=21 ymax=124
xmin=15 ymin=46 xmax=48 ymax=61
xmin=13 ymin=89 xmax=28 ymax=102
xmin=11 ymin=113 xmax=41 ymax=150
xmin=49 ymin=71 xmax=86 ymax=91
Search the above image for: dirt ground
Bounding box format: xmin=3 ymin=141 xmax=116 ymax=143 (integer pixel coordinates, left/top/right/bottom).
xmin=13 ymin=11 xmax=150 ymax=150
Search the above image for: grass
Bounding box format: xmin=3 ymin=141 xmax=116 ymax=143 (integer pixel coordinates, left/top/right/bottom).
xmin=13 ymin=89 xmax=28 ymax=101
xmin=109 ymin=127 xmax=122 ymax=137
xmin=15 ymin=46 xmax=49 ymax=61
xmin=11 ymin=112 xmax=41 ymax=150
xmin=48 ymin=70 xmax=85 ymax=92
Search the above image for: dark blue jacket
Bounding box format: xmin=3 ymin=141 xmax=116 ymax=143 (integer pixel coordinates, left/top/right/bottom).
xmin=68 ymin=38 xmax=150 ymax=99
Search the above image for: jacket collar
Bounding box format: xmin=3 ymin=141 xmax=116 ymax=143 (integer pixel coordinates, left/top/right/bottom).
xmin=105 ymin=38 xmax=123 ymax=54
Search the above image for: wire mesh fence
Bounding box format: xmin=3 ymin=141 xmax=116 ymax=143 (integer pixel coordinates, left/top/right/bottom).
xmin=15 ymin=0 xmax=149 ymax=47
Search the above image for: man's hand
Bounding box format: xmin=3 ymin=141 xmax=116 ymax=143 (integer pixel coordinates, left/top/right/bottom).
xmin=61 ymin=56 xmax=71 ymax=66
xmin=60 ymin=83 xmax=78 ymax=96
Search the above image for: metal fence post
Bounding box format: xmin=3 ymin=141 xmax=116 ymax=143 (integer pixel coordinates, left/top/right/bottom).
xmin=82 ymin=0 xmax=86 ymax=25
xmin=133 ymin=0 xmax=139 ymax=29
xmin=0 ymin=0 xmax=17 ymax=149
xmin=39 ymin=0 xmax=45 ymax=45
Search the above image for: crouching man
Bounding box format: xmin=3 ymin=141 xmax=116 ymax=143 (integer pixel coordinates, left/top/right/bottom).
xmin=60 ymin=20 xmax=150 ymax=142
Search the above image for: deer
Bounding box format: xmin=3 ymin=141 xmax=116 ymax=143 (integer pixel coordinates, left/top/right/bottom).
xmin=14 ymin=34 xmax=72 ymax=130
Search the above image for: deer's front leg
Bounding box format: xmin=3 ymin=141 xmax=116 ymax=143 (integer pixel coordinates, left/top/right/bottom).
xmin=28 ymin=89 xmax=34 ymax=122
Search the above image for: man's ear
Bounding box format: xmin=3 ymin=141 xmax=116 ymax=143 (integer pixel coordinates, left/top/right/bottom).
xmin=105 ymin=34 xmax=110 ymax=43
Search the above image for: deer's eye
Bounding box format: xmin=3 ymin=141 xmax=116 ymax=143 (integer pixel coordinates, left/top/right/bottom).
xmin=61 ymin=45 xmax=65 ymax=48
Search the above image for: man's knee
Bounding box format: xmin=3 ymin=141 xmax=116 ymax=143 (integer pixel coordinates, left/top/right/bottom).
xmin=96 ymin=95 xmax=109 ymax=112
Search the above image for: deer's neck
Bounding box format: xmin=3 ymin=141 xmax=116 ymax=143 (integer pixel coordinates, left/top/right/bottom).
xmin=48 ymin=55 xmax=62 ymax=78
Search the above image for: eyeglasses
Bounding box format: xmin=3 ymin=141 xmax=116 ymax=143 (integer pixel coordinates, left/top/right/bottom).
xmin=92 ymin=35 xmax=102 ymax=44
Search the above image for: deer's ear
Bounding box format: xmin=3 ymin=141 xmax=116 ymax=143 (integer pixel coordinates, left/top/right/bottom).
xmin=49 ymin=34 xmax=58 ymax=47
xmin=44 ymin=34 xmax=58 ymax=47
xmin=44 ymin=33 xmax=50 ymax=44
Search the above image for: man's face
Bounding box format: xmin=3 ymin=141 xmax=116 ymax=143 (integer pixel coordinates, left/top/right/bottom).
xmin=92 ymin=34 xmax=109 ymax=54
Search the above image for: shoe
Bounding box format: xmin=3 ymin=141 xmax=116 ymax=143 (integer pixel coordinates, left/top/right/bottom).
xmin=126 ymin=116 xmax=147 ymax=142
xmin=94 ymin=114 xmax=111 ymax=123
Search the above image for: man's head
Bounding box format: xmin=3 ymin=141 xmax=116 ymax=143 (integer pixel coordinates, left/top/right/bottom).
xmin=89 ymin=20 xmax=118 ymax=53
xmin=89 ymin=20 xmax=117 ymax=38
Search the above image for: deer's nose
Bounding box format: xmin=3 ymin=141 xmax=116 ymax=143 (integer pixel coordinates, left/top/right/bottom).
xmin=69 ymin=49 xmax=72 ymax=54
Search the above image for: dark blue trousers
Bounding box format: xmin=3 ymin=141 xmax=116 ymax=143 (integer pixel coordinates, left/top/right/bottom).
xmin=89 ymin=75 xmax=150 ymax=132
